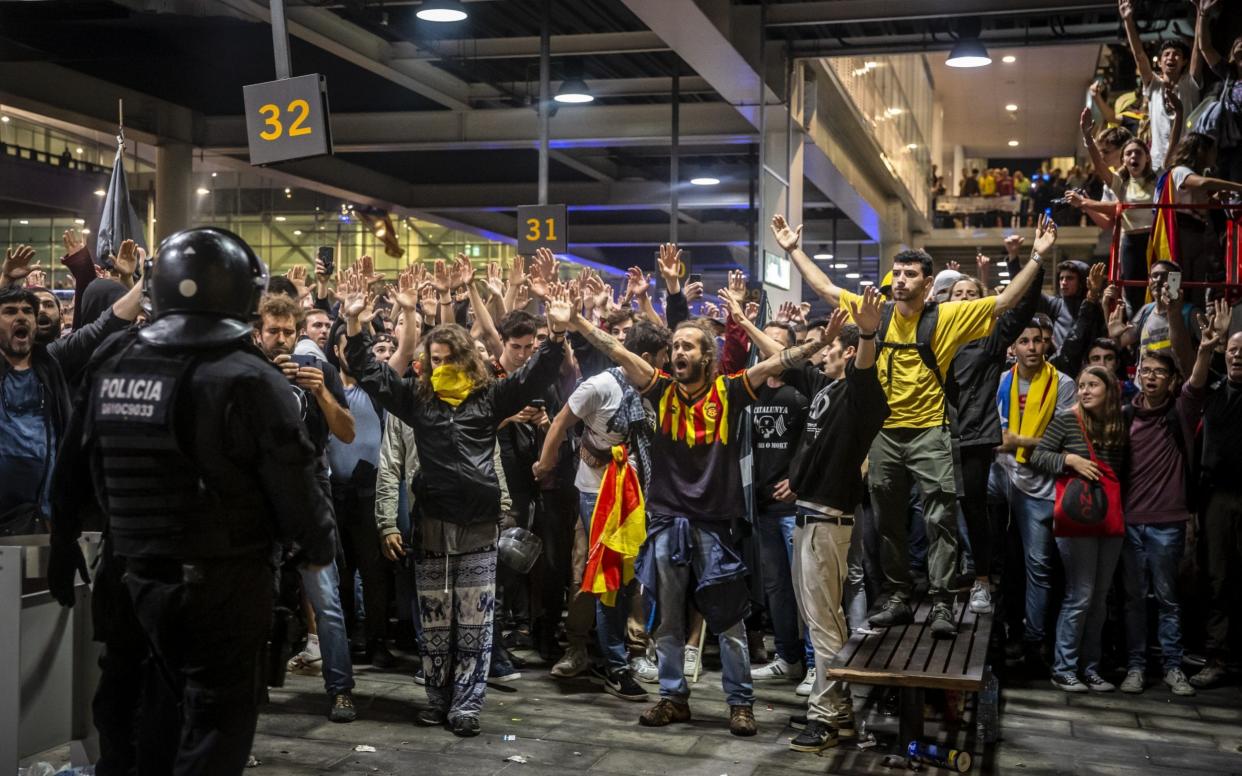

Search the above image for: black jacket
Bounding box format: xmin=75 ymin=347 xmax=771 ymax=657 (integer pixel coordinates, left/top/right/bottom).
xmin=950 ymin=262 xmax=1042 ymax=447
xmin=345 ymin=331 xmax=565 ymax=524
xmin=786 ymin=361 xmax=889 ymax=514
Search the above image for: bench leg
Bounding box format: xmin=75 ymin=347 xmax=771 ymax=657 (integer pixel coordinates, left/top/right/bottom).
xmin=898 ymin=687 xmax=925 ymax=747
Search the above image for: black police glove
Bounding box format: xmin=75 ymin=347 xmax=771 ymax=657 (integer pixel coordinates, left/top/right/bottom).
xmin=48 ymin=539 xmax=90 ymax=608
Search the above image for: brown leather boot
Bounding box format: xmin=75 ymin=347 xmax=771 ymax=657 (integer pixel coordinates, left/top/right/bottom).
xmin=729 ymin=704 xmax=757 ymax=737
xmin=639 ymin=698 xmax=692 ymax=727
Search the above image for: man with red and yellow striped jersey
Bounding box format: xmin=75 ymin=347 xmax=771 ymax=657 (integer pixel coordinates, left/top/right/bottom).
xmin=548 ymin=291 xmax=847 ymax=739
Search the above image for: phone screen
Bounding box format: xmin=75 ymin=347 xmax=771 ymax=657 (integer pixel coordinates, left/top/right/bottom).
xmin=688 ymin=273 xmax=702 ymax=285
xmin=291 ymin=354 xmax=318 ymax=368
xmin=317 ymin=246 xmax=335 ymax=277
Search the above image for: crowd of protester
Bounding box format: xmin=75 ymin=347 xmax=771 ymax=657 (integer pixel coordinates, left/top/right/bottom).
xmin=1 ymin=0 xmax=1241 ymax=769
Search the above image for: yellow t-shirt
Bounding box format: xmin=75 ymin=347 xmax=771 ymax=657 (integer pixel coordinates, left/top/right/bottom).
xmin=840 ymin=291 xmax=998 ymax=429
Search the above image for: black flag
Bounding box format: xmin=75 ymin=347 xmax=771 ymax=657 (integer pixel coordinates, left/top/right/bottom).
xmin=95 ymin=138 xmax=146 ymax=269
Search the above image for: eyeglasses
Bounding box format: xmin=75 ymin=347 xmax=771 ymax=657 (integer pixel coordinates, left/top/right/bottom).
xmin=1137 ymin=367 xmax=1171 ymax=378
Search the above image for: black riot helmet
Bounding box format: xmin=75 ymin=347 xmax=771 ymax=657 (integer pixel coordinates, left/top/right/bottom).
xmin=139 ymin=227 xmax=269 ymax=348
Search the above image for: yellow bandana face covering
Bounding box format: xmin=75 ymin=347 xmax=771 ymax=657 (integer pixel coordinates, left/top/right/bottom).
xmin=430 ymin=364 xmax=474 ymax=406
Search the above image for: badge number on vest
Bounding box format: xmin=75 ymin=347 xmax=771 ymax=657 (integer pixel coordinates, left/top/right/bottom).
xmin=97 ymin=374 xmax=175 ymax=423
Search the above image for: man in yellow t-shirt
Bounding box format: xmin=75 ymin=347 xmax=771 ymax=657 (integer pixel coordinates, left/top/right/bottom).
xmin=771 ymin=214 xmax=1058 ymax=637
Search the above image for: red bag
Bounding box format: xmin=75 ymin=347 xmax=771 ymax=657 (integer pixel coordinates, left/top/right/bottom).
xmin=1053 ymin=410 xmax=1124 ymax=538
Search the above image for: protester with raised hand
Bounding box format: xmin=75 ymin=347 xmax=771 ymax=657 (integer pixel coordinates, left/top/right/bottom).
xmin=1118 ymin=0 xmax=1201 ymax=170
xmin=340 ymin=277 xmax=566 ymax=737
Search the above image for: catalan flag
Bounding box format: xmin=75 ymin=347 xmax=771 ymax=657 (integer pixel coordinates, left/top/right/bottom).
xmin=1146 ymin=171 xmax=1179 ymax=283
xmin=581 ymin=445 xmax=646 ymax=607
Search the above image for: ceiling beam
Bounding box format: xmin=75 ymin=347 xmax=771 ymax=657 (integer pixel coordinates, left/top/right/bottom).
xmin=200 ymin=102 xmax=756 ymax=153
xmin=765 ymin=0 xmax=1115 ymax=27
xmin=213 ymin=0 xmax=474 ymax=110
xmin=403 ymin=180 xmax=750 ymax=211
xmin=391 ymin=31 xmax=669 ymax=61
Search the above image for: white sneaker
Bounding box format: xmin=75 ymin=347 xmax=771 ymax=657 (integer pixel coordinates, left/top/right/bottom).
xmin=1163 ymin=668 xmax=1196 ymax=696
xmin=1119 ymin=670 xmax=1144 ymax=694
xmin=683 ymin=645 xmax=701 ymax=678
xmin=630 ymin=655 xmax=659 ymax=684
xmin=550 ymin=646 xmax=590 ymax=678
xmin=968 ymin=581 xmax=993 ymax=614
xmin=287 ymin=635 xmax=323 ymax=675
xmin=751 ymin=657 xmax=804 ymax=681
xmin=796 ymin=667 xmax=816 ymax=697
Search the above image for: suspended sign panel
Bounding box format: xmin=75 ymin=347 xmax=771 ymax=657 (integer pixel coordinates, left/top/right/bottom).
xmin=242 ymin=74 xmax=333 ymax=166
xmin=517 ymin=204 xmax=567 ymax=254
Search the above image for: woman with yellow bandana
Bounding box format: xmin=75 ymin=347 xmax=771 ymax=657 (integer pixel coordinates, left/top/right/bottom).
xmin=994 ymin=320 xmax=1078 ymax=670
xmin=340 ymin=280 xmax=568 ymax=738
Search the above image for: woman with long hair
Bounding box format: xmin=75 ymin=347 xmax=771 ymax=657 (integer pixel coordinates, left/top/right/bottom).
xmin=341 ymin=277 xmax=568 ymax=736
xmin=1162 ymin=132 xmax=1242 ymax=302
xmin=1030 ymin=366 xmax=1129 ymax=693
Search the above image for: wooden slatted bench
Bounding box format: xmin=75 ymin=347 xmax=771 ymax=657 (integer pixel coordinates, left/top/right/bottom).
xmin=825 ymin=594 xmax=996 ymax=755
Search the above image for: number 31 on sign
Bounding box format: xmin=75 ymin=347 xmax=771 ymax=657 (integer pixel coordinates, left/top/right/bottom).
xmin=516 ymin=204 xmax=567 ymax=255
xmin=243 ymin=74 xmax=333 ymax=166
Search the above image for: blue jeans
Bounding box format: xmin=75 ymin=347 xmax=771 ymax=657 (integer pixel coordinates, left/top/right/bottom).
xmin=755 ymin=513 xmax=811 ymax=665
xmin=649 ymin=525 xmax=753 ymax=706
xmin=578 ymin=491 xmax=634 ymax=672
xmin=1010 ymin=487 xmax=1056 ymax=644
xmin=1122 ymin=523 xmax=1186 ymax=672
xmin=300 ymin=562 xmax=355 ymax=695
xmin=1054 ymin=536 xmax=1124 ymax=676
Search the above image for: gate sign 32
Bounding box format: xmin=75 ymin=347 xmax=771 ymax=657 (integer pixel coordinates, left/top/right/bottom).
xmin=517 ymin=204 xmax=568 ymax=255
xmin=243 ymin=74 xmax=333 ymax=166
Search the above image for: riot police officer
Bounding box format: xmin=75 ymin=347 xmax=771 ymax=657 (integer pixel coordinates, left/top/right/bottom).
xmin=49 ymin=227 xmax=337 ymax=776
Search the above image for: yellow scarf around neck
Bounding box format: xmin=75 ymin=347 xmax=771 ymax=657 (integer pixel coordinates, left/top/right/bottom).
xmin=1009 ymin=361 xmax=1059 ymax=464
xmin=430 ymin=364 xmax=474 ymax=407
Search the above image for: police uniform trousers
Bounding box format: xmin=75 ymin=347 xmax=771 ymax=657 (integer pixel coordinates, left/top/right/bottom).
xmin=414 ymin=546 xmax=496 ymax=721
xmin=123 ymin=554 xmax=273 ymax=776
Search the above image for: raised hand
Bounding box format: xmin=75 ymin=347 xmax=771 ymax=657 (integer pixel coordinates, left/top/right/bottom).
xmin=848 ymin=284 xmax=883 ymax=333
xmin=776 ymin=301 xmax=798 ymax=324
xmin=744 ymin=301 xmax=760 ymax=322
xmin=946 ymin=260 xmax=961 ymax=272
xmin=508 ymin=254 xmax=528 ymax=288
xmin=769 ymin=215 xmax=803 ymax=252
xmin=528 ymin=251 xmax=555 ymax=301
xmin=1032 ymin=213 xmax=1058 ymax=255
xmin=657 ymin=243 xmax=683 ymax=292
xmin=1208 ymin=296 xmax=1232 ymax=338
xmin=976 ymin=252 xmax=992 ymax=275
xmin=1003 ymin=234 xmax=1025 ymax=258
xmin=419 ymin=284 xmax=439 ymax=318
xmin=1080 ymin=107 xmax=1095 ymax=140
xmin=393 ymin=267 xmax=420 ymax=310
xmin=451 ymin=253 xmax=476 ymax=288
xmin=25 ymin=269 xmax=46 ymax=288
xmin=625 ymin=266 xmax=649 ymax=301
xmin=111 ymin=239 xmax=139 ymax=280
xmin=725 ymin=269 xmax=747 ymax=304
xmin=1106 ymin=294 xmax=1133 ymax=339
xmin=4 ymin=245 xmax=41 ymax=286
xmin=62 ymin=229 xmax=86 ymax=256
xmin=485 ymin=261 xmax=505 ymax=298
xmin=545 ymin=290 xmax=575 ymax=332
xmin=717 ymin=287 xmax=745 ymax=321
xmin=430 ymin=259 xmax=451 ymax=294
xmin=683 ymin=280 xmax=703 ymax=303
xmin=1117 ymin=0 xmax=1133 ymax=21
xmin=1087 ymin=262 xmax=1107 ymax=298
xmin=285 ymin=263 xmax=310 ymax=300
xmin=358 ymin=254 xmax=384 ymax=284
xmin=702 ymin=300 xmax=721 ymax=320
xmin=820 ymin=307 xmax=850 ymax=348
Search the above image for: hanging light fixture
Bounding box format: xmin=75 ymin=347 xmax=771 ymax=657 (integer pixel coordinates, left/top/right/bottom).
xmin=946 ymin=18 xmax=991 ymax=68
xmin=555 ymin=77 xmax=594 ymax=104
xmin=416 ymin=0 xmax=468 ymax=23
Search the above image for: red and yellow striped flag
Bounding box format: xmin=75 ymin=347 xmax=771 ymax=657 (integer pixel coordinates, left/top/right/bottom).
xmin=1146 ymin=171 xmax=1180 ymax=273
xmin=581 ymin=445 xmax=646 ymax=607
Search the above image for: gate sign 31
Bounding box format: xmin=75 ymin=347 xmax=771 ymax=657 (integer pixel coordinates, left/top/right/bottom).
xmin=243 ymin=74 xmax=333 ymax=166
xmin=517 ymin=204 xmax=568 ymax=255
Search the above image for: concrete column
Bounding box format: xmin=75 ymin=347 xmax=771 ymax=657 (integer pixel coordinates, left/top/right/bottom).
xmin=878 ymin=198 xmax=910 ymax=278
xmin=759 ymin=127 xmax=804 ymax=310
xmin=952 ymin=144 xmax=965 ymax=197
xmin=154 ymin=141 xmax=192 ymax=241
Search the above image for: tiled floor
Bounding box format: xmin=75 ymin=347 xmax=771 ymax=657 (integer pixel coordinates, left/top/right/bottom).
xmin=22 ymin=654 xmax=1242 ymax=774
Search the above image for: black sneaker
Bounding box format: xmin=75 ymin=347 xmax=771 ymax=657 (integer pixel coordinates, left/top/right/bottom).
xmin=868 ymin=598 xmax=914 ymax=628
xmin=413 ymin=667 xmax=426 ymax=686
xmin=415 ymin=707 xmax=446 ymax=727
xmin=603 ymin=668 xmax=647 ymax=701
xmin=930 ymin=602 xmax=957 ymax=639
xmin=450 ymin=715 xmax=481 ymax=737
xmin=789 ymin=720 xmax=839 ymax=752
xmin=328 ymin=692 xmax=356 ymax=723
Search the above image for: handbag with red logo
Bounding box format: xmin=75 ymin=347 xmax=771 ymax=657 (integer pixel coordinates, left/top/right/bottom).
xmin=1053 ymin=410 xmax=1124 ymax=538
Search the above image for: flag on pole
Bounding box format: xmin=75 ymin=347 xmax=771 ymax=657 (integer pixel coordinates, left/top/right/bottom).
xmin=1146 ymin=171 xmax=1179 ymax=270
xmin=96 ymin=136 xmax=146 ymax=268
xmin=581 ymin=445 xmax=646 ymax=607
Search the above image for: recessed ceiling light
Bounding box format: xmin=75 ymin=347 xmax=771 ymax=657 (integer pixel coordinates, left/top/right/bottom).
xmin=1002 ymin=55 xmax=1016 ymax=63
xmin=75 ymin=147 xmax=83 ymax=154
xmin=275 ymin=216 xmax=287 ymax=222
xmin=834 ymin=263 xmax=848 ymax=269
xmin=293 ymin=230 xmax=303 ymax=236
xmin=93 ymin=189 xmax=106 ymax=197
xmin=813 ymin=253 xmax=833 ymax=260
xmin=0 ymin=116 xmax=9 ymax=123
xmin=19 ymin=219 xmax=28 ymax=225
xmin=74 ymin=218 xmax=84 ymax=225
xmin=1005 ymin=104 xmax=1018 ymax=112
xmin=211 ymin=172 xmax=218 ymax=178
xmin=415 ymin=0 xmax=467 ymax=22
xmin=690 ymin=176 xmax=720 ymax=186
xmin=196 ymin=187 xmax=210 ymax=195
xmin=1008 ymin=140 xmax=1020 ymax=147
xmin=845 ymin=272 xmax=861 ymax=279
xmin=859 ymin=279 xmax=875 ymax=286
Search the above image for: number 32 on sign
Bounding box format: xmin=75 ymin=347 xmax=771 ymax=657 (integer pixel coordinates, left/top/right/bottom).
xmin=243 ymin=74 xmax=333 ymax=166
xmin=517 ymin=204 xmax=567 ymax=254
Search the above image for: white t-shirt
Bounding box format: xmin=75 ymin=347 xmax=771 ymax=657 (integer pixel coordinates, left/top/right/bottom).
xmin=997 ymin=371 xmax=1079 ymax=500
xmin=1146 ymin=74 xmax=1199 ymax=171
xmin=567 ymin=371 xmax=627 ymax=493
xmin=1170 ymin=165 xmax=1210 ymax=223
xmin=1102 ymin=172 xmax=1156 ymax=233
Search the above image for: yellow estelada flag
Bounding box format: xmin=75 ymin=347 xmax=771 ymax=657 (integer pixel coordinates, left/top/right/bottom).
xmin=1145 ymin=171 xmax=1180 ymax=302
xmin=581 ymin=445 xmax=646 ymax=607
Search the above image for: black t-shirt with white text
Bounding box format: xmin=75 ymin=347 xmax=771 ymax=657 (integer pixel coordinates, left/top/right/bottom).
xmin=751 ymin=382 xmax=808 ymax=513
